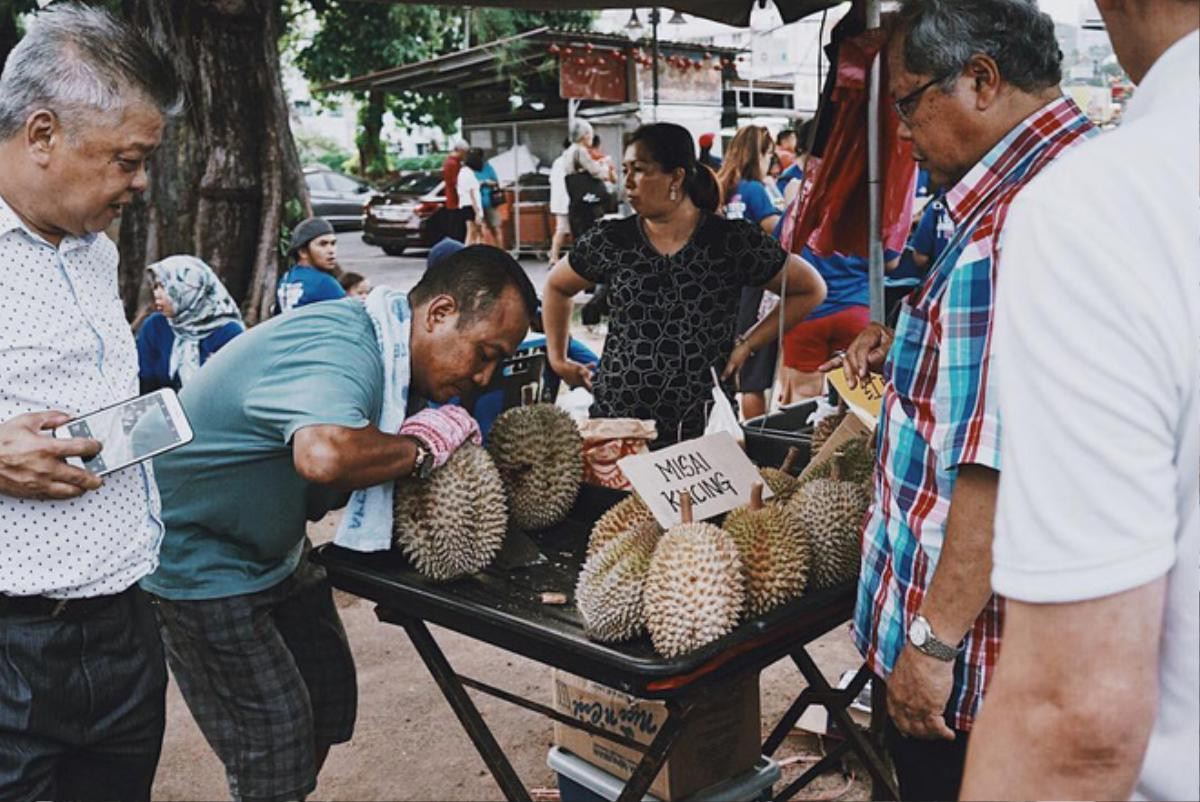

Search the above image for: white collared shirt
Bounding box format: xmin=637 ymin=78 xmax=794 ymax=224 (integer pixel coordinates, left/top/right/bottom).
xmin=994 ymin=31 xmax=1199 ymax=802
xmin=0 ymin=194 xmax=162 ymax=598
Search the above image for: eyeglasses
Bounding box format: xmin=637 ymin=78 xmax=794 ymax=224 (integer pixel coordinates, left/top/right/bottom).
xmin=893 ymin=72 xmax=954 ymax=123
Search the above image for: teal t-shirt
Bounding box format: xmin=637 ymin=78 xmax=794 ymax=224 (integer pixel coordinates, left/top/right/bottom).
xmin=142 ymin=300 xmax=384 ymax=600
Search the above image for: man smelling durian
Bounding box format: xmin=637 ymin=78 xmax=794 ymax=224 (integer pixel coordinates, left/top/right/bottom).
xmin=141 ymin=246 xmax=537 ymax=802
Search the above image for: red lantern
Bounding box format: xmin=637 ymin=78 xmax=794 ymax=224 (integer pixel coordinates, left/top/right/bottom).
xmin=584 ymin=42 xmax=594 ymax=52
xmin=548 ymin=43 xmax=561 ymax=55
xmin=563 ymin=47 xmax=573 ymax=56
xmin=575 ymin=56 xmax=586 ymax=65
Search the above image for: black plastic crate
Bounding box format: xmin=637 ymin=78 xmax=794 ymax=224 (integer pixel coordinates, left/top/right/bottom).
xmin=740 ymin=400 xmax=817 ymax=472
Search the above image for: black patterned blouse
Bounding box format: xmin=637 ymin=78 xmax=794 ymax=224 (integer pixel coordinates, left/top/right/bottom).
xmin=570 ymin=212 xmax=787 ymax=446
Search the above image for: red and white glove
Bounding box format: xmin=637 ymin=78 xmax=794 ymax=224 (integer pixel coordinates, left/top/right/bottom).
xmin=397 ymin=406 xmax=482 ymax=470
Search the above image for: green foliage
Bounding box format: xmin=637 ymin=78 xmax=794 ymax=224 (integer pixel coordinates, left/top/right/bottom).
xmin=392 ymin=154 xmax=445 ymax=172
xmin=294 ymin=129 xmax=352 ymax=172
xmin=293 ymin=5 xmax=595 ymax=169
xmin=278 ymin=196 xmax=307 ymax=260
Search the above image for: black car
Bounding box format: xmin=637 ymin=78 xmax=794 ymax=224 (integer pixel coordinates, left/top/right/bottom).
xmin=362 ymin=171 xmax=448 ymax=256
xmin=304 ymin=166 xmax=372 ymax=230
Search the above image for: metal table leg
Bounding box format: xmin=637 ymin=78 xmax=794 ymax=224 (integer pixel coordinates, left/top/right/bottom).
xmin=399 ymin=615 xmax=532 ymax=802
xmin=614 ymin=697 xmax=694 ymax=802
xmin=790 ymin=650 xmax=899 ymax=801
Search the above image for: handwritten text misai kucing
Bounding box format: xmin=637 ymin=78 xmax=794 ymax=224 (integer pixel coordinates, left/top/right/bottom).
xmin=653 ymin=451 xmax=739 ymax=512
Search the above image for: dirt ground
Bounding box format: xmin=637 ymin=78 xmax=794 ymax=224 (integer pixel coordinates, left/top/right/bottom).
xmin=151 ymin=515 xmax=877 ymax=802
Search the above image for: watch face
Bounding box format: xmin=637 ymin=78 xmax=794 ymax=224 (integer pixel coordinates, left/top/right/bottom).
xmin=910 ymin=617 xmax=929 ymax=647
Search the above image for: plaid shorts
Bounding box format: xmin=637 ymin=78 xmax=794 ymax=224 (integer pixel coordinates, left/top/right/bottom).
xmin=150 ymin=557 xmax=356 ymax=802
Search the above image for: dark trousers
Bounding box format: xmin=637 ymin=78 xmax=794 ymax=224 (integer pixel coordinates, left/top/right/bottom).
xmin=0 ymin=587 xmax=167 ymax=802
xmin=883 ymin=715 xmax=970 ymax=801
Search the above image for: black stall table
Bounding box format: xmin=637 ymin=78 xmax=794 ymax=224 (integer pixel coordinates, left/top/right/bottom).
xmin=312 ymin=485 xmax=897 ymax=802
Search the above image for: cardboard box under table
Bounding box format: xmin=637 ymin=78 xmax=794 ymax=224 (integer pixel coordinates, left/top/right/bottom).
xmin=311 ymin=485 xmax=898 ymax=802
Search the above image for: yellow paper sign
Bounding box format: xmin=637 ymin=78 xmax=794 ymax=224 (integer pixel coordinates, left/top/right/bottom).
xmin=825 ymin=369 xmax=886 ymax=429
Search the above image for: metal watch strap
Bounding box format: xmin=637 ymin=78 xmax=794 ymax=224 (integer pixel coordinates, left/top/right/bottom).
xmin=912 ymin=615 xmax=958 ymax=662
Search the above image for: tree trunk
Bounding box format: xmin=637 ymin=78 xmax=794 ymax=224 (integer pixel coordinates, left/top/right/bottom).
xmin=357 ymin=88 xmax=385 ymax=178
xmin=119 ymin=0 xmax=308 ymax=325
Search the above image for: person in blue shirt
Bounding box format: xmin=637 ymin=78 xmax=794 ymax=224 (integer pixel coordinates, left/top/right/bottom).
xmin=275 ymin=217 xmax=344 ymax=313
xmin=885 ymin=194 xmax=951 ymax=324
xmin=474 ymin=155 xmax=502 ymax=246
xmin=718 ymin=124 xmax=784 ymax=419
xmin=136 ymin=255 xmax=244 ymax=393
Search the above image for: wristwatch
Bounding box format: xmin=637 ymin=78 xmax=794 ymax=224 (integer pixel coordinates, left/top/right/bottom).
xmin=908 ymin=614 xmax=958 ymax=662
xmin=408 ymin=436 xmax=435 ymax=480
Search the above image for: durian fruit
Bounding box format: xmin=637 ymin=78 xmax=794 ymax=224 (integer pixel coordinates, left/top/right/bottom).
xmin=789 ymin=460 xmax=870 ymax=589
xmin=392 ymin=443 xmax=508 ymax=582
xmin=810 ymin=406 xmax=847 ymax=455
xmin=797 ymin=434 xmax=876 ymax=491
xmin=723 ymin=483 xmax=808 ymax=617
xmin=757 ymin=446 xmax=804 ymax=504
xmin=587 ymin=493 xmax=655 ymax=559
xmin=576 ymin=520 xmax=662 ymax=642
xmin=643 ymin=493 xmax=745 ymax=658
xmin=487 ymin=404 xmax=583 ymax=530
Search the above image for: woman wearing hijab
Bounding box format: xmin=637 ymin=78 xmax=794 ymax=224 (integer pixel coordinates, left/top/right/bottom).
xmin=136 ymin=255 xmax=244 ymax=393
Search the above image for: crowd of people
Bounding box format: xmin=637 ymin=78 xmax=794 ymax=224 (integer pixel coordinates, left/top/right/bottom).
xmin=0 ymin=1 xmax=1195 ymax=802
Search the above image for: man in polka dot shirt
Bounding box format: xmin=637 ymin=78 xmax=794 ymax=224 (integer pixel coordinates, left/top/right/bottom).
xmin=0 ymin=6 xmax=182 ymax=800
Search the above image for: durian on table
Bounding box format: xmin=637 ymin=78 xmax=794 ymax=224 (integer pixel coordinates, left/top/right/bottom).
xmin=576 ymin=520 xmax=662 ymax=642
xmin=643 ymin=492 xmax=746 ymax=659
xmin=391 ymin=443 xmax=508 ymax=582
xmin=757 ymin=446 xmax=804 ymax=504
xmin=723 ymin=482 xmax=808 ymax=617
xmin=586 ymin=492 xmax=655 ymax=559
xmin=487 ymin=403 xmax=583 ymax=531
xmin=788 ymin=453 xmax=871 ymax=589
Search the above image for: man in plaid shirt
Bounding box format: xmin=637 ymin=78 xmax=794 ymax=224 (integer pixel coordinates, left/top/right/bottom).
xmin=827 ymin=1 xmax=1096 ymax=798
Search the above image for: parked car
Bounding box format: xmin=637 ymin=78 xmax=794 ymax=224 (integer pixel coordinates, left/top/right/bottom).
xmin=362 ymin=171 xmax=449 ymax=256
xmin=304 ymin=166 xmax=372 ymax=230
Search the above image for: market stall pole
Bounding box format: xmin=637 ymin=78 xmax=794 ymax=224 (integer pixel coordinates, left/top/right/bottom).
xmin=866 ymin=0 xmax=885 ymax=323
xmin=312 ymin=485 xmax=900 ymax=802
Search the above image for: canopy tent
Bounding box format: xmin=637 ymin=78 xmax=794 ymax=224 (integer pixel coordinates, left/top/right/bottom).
xmin=355 ymin=0 xmax=848 ymax=28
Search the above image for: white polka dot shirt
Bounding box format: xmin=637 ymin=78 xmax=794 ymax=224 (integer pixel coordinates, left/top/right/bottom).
xmin=0 ymin=195 xmax=162 ymax=598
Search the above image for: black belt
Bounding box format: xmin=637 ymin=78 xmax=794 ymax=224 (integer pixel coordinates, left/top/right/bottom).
xmin=0 ymin=587 xmax=130 ymax=620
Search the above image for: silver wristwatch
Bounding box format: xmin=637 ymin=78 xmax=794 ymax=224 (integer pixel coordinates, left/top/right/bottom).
xmin=908 ymin=615 xmax=957 ymax=662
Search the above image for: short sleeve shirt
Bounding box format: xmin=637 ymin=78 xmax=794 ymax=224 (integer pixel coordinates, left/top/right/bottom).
xmin=142 ymin=300 xmax=384 ymax=600
xmin=726 ymin=180 xmax=777 ymax=226
xmin=570 ymin=213 xmax=786 ymax=445
xmin=275 ymin=264 xmax=345 ymax=313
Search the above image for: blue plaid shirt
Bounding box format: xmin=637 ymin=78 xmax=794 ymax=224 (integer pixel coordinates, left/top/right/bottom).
xmin=853 ymin=96 xmax=1095 ymax=730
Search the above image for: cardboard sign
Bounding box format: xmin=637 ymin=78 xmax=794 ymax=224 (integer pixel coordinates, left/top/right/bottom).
xmin=826 ymin=369 xmax=886 ymax=430
xmin=618 ymin=431 xmax=771 ymax=528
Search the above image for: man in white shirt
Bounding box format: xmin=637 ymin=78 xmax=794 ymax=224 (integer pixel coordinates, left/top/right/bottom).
xmin=961 ymin=2 xmax=1199 ymax=800
xmin=0 ymin=6 xmax=181 ymax=800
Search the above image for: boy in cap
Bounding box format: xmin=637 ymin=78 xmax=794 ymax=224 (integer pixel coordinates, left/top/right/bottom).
xmin=275 ymin=217 xmax=344 ymax=313
xmin=697 ymin=132 xmax=721 ymax=169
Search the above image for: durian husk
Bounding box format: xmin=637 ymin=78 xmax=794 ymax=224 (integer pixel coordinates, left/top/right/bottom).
xmin=643 ymin=522 xmax=745 ymax=658
xmin=587 ymin=493 xmax=655 ymax=558
xmin=798 ymin=434 xmax=876 ymax=491
xmin=392 ymin=443 xmax=508 ymax=582
xmin=810 ymin=408 xmax=847 ymax=455
xmin=487 ymin=404 xmax=583 ymax=531
xmin=789 ymin=477 xmax=870 ymax=589
xmin=758 ymin=467 xmax=799 ymax=503
xmin=723 ymin=501 xmax=808 ymax=616
xmin=576 ymin=521 xmax=662 ymax=642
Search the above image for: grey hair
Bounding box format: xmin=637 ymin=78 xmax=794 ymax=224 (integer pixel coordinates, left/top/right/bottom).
xmin=0 ymin=4 xmax=183 ymax=141
xmin=569 ymin=119 xmax=594 ymax=144
xmin=896 ymin=0 xmax=1063 ymax=93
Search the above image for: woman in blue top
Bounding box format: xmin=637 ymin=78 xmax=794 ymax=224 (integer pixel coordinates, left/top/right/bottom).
xmin=136 ymin=255 xmax=244 ymax=393
xmin=717 ymin=125 xmax=785 ymax=419
xmin=474 ymin=155 xmax=502 ymax=246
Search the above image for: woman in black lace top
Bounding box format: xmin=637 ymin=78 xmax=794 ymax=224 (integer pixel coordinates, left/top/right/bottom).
xmin=543 ymin=123 xmax=826 ymax=447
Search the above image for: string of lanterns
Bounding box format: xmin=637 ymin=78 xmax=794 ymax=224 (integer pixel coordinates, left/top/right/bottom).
xmin=546 ymin=41 xmax=739 ymax=73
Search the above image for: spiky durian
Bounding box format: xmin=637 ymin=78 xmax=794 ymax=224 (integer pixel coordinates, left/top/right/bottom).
xmin=392 ymin=444 xmax=508 ymax=582
xmin=789 ymin=476 xmax=869 ymax=589
xmin=798 ymin=435 xmax=876 ymax=491
xmin=810 ymin=408 xmax=847 ymax=455
xmin=757 ymin=446 xmax=805 ymax=503
xmin=576 ymin=521 xmax=662 ymax=642
xmin=643 ymin=494 xmax=745 ymax=658
xmin=723 ymin=483 xmax=808 ymax=616
xmin=587 ymin=493 xmax=655 ymax=558
xmin=487 ymin=404 xmax=583 ymax=530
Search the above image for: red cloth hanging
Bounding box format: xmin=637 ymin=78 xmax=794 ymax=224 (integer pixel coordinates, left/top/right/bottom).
xmin=780 ymin=24 xmax=916 ymax=258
